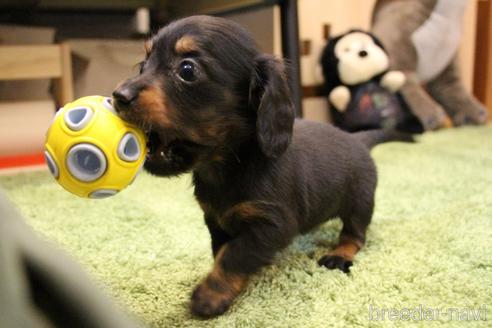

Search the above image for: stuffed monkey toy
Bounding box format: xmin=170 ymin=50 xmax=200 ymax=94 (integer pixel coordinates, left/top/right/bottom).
xmin=320 ymin=29 xmax=423 ymax=133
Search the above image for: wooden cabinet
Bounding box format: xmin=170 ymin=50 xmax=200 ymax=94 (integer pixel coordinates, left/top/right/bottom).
xmin=473 ymin=0 xmax=492 ymax=120
xmin=0 ymin=44 xmax=73 ymax=167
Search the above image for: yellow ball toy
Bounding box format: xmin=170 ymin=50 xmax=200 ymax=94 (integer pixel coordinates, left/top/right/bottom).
xmin=44 ymin=95 xmax=147 ymax=199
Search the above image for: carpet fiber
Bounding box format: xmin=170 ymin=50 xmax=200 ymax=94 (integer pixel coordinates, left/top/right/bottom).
xmin=1 ymin=126 xmax=491 ymax=327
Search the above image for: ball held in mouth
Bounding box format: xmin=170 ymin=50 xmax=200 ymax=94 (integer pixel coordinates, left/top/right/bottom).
xmin=44 ymin=95 xmax=147 ymax=198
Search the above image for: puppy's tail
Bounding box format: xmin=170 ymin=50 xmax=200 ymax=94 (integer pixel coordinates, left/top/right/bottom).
xmin=354 ymin=129 xmax=415 ymax=149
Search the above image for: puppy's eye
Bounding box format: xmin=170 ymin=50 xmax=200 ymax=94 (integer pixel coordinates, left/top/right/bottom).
xmin=178 ymin=60 xmax=196 ymax=82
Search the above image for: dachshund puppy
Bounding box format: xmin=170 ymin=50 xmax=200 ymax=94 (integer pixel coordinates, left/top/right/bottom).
xmin=113 ymin=15 xmax=411 ymax=318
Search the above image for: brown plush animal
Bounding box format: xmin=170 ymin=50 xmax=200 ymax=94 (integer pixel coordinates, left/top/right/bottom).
xmin=371 ymin=0 xmax=488 ymax=130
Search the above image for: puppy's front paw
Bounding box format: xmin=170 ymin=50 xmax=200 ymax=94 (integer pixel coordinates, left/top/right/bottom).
xmin=191 ymin=281 xmax=234 ymax=318
xmin=318 ymin=255 xmax=353 ymax=273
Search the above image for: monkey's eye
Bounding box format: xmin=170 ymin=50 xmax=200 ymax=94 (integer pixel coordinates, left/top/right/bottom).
xmin=177 ymin=60 xmax=197 ymax=82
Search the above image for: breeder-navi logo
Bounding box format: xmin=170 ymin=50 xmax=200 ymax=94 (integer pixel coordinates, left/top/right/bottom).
xmin=368 ymin=304 xmax=487 ymax=322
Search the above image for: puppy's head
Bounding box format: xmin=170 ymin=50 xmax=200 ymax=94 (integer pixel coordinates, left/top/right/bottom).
xmin=113 ymin=15 xmax=294 ymax=176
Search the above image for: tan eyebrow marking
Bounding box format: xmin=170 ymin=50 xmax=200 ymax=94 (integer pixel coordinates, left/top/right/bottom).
xmin=175 ymin=35 xmax=198 ymax=54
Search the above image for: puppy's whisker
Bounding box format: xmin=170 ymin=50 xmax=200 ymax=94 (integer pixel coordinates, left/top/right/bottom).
xmin=226 ymin=146 xmax=241 ymax=163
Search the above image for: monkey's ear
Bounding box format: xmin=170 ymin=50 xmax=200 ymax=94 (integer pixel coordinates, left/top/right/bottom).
xmin=320 ymin=36 xmax=342 ymax=93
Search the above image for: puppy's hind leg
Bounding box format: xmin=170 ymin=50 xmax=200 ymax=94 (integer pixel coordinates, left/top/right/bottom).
xmin=318 ymin=196 xmax=373 ymax=273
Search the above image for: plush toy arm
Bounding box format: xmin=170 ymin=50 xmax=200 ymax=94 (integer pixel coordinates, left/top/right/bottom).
xmin=329 ymin=86 xmax=351 ymax=112
xmin=381 ymin=71 xmax=406 ymax=93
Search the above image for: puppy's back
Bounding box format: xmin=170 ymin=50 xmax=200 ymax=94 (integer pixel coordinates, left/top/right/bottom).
xmin=291 ymin=119 xmax=373 ymax=168
xmin=284 ymin=119 xmax=377 ymax=231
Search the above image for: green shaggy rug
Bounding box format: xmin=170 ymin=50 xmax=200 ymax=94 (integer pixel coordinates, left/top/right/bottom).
xmin=1 ymin=126 xmax=491 ymax=327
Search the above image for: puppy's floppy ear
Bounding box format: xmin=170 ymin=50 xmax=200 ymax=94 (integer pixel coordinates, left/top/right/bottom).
xmin=249 ymin=54 xmax=295 ymax=158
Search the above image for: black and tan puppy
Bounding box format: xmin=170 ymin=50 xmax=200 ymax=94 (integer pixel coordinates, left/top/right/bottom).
xmin=112 ymin=15 xmax=411 ymax=318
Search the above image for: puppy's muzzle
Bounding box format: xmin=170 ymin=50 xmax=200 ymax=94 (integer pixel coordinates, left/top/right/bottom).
xmin=112 ymin=78 xmax=144 ymax=113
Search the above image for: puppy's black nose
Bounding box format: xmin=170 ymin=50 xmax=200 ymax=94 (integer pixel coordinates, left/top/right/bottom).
xmin=358 ymin=50 xmax=368 ymax=58
xmin=112 ymin=87 xmax=138 ymax=112
xmin=112 ymin=88 xmax=136 ymax=105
